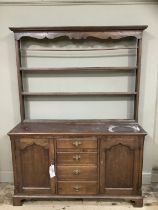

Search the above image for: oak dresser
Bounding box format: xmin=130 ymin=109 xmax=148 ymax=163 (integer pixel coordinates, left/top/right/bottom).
xmin=8 ymin=26 xmax=147 ymax=207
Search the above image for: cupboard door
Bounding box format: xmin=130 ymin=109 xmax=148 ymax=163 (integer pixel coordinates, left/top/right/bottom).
xmin=13 ymin=137 xmax=56 ymax=194
xmin=100 ymin=136 xmax=144 ymax=196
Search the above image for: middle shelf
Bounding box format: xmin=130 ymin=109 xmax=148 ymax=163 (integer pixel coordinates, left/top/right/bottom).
xmin=20 ymin=67 xmax=137 ymax=73
xmin=21 ymin=92 xmax=137 ymax=97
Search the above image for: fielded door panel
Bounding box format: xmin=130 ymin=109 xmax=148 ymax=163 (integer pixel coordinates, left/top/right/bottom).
xmin=13 ymin=137 xmax=56 ymax=194
xmin=100 ymin=136 xmax=143 ymax=196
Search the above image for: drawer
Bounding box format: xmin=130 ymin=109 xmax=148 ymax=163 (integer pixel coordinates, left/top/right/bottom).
xmin=56 ymin=137 xmax=97 ymax=151
xmin=57 ymin=152 xmax=97 ymax=165
xmin=58 ymin=181 xmax=98 ymax=195
xmin=57 ymin=165 xmax=97 ymax=180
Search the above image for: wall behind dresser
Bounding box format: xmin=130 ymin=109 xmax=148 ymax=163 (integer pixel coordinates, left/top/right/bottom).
xmin=0 ymin=1 xmax=158 ymax=183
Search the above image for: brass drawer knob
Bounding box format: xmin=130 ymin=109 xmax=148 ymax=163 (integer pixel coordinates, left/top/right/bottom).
xmin=73 ymin=185 xmax=81 ymax=192
xmin=73 ymin=169 xmax=80 ymax=175
xmin=72 ymin=141 xmax=82 ymax=148
xmin=73 ymin=154 xmax=81 ymax=161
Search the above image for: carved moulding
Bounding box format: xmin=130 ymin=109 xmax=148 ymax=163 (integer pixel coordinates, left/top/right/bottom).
xmin=14 ymin=31 xmax=143 ymax=40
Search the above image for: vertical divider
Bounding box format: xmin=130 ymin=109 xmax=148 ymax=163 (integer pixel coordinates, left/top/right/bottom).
xmin=15 ymin=37 xmax=25 ymax=121
xmin=134 ymin=38 xmax=142 ymax=121
xmin=49 ymin=138 xmax=56 ymax=194
xmin=97 ymin=136 xmax=100 ymax=194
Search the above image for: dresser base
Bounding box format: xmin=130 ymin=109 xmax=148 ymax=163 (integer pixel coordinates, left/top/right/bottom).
xmin=13 ymin=194 xmax=143 ymax=207
xmin=9 ymin=121 xmax=146 ymax=208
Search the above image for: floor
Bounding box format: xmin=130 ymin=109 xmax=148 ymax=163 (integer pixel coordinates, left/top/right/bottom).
xmin=0 ymin=183 xmax=158 ymax=209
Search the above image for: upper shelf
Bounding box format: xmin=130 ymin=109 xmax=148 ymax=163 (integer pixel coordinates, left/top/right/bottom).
xmin=9 ymin=26 xmax=148 ymax=41
xmin=21 ymin=92 xmax=137 ymax=97
xmin=9 ymin=26 xmax=148 ymax=32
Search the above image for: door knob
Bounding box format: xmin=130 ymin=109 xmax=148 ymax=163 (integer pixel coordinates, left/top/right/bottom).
xmin=73 ymin=185 xmax=81 ymax=192
xmin=72 ymin=141 xmax=82 ymax=148
xmin=73 ymin=154 xmax=81 ymax=160
xmin=73 ymin=169 xmax=80 ymax=175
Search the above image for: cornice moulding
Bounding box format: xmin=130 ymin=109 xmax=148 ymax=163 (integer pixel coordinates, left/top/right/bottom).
xmin=0 ymin=0 xmax=158 ymax=6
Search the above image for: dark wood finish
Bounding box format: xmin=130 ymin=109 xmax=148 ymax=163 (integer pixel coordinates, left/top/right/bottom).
xmin=8 ymin=121 xmax=146 ymax=135
xmin=15 ymin=40 xmax=25 ymax=121
xmin=9 ymin=26 xmax=147 ymax=206
xmin=11 ymin=137 xmax=56 ymax=195
xmin=56 ymin=137 xmax=97 ymax=152
xmin=21 ymin=47 xmax=137 ymax=52
xmin=10 ymin=26 xmax=147 ymax=121
xmin=8 ymin=121 xmax=146 ymax=206
xmin=9 ymin=129 xmax=146 ymax=206
xmin=21 ymin=92 xmax=137 ymax=97
xmin=100 ymin=135 xmax=144 ymax=196
xmin=58 ymin=181 xmax=98 ymax=195
xmin=14 ymin=31 xmax=143 ymax=41
xmin=57 ymin=165 xmax=97 ymax=180
xmin=132 ymin=198 xmax=143 ymax=207
xmin=134 ymin=39 xmax=143 ymax=121
xmin=20 ymin=67 xmax=137 ymax=73
xmin=13 ymin=197 xmax=23 ymax=206
xmin=57 ymin=152 xmax=98 ymax=165
xmin=9 ymin=26 xmax=148 ymax=32
xmin=9 ymin=26 xmax=148 ymax=41
xmin=49 ymin=139 xmax=56 ymax=194
xmin=12 ymin=194 xmax=144 ymax=206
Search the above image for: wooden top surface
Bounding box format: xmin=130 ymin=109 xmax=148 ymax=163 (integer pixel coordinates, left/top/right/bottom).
xmin=9 ymin=26 xmax=148 ymax=32
xmin=8 ymin=120 xmax=147 ymax=136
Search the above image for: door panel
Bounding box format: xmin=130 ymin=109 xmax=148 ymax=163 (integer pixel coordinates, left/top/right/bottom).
xmin=105 ymin=143 xmax=134 ymax=188
xmin=100 ymin=136 xmax=143 ymax=196
xmin=21 ymin=144 xmax=49 ymax=188
xmin=15 ymin=137 xmax=56 ymax=194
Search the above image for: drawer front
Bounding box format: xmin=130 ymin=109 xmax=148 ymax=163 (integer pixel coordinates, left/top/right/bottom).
xmin=58 ymin=181 xmax=98 ymax=195
xmin=56 ymin=137 xmax=97 ymax=151
xmin=57 ymin=165 xmax=97 ymax=180
xmin=57 ymin=152 xmax=97 ymax=165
